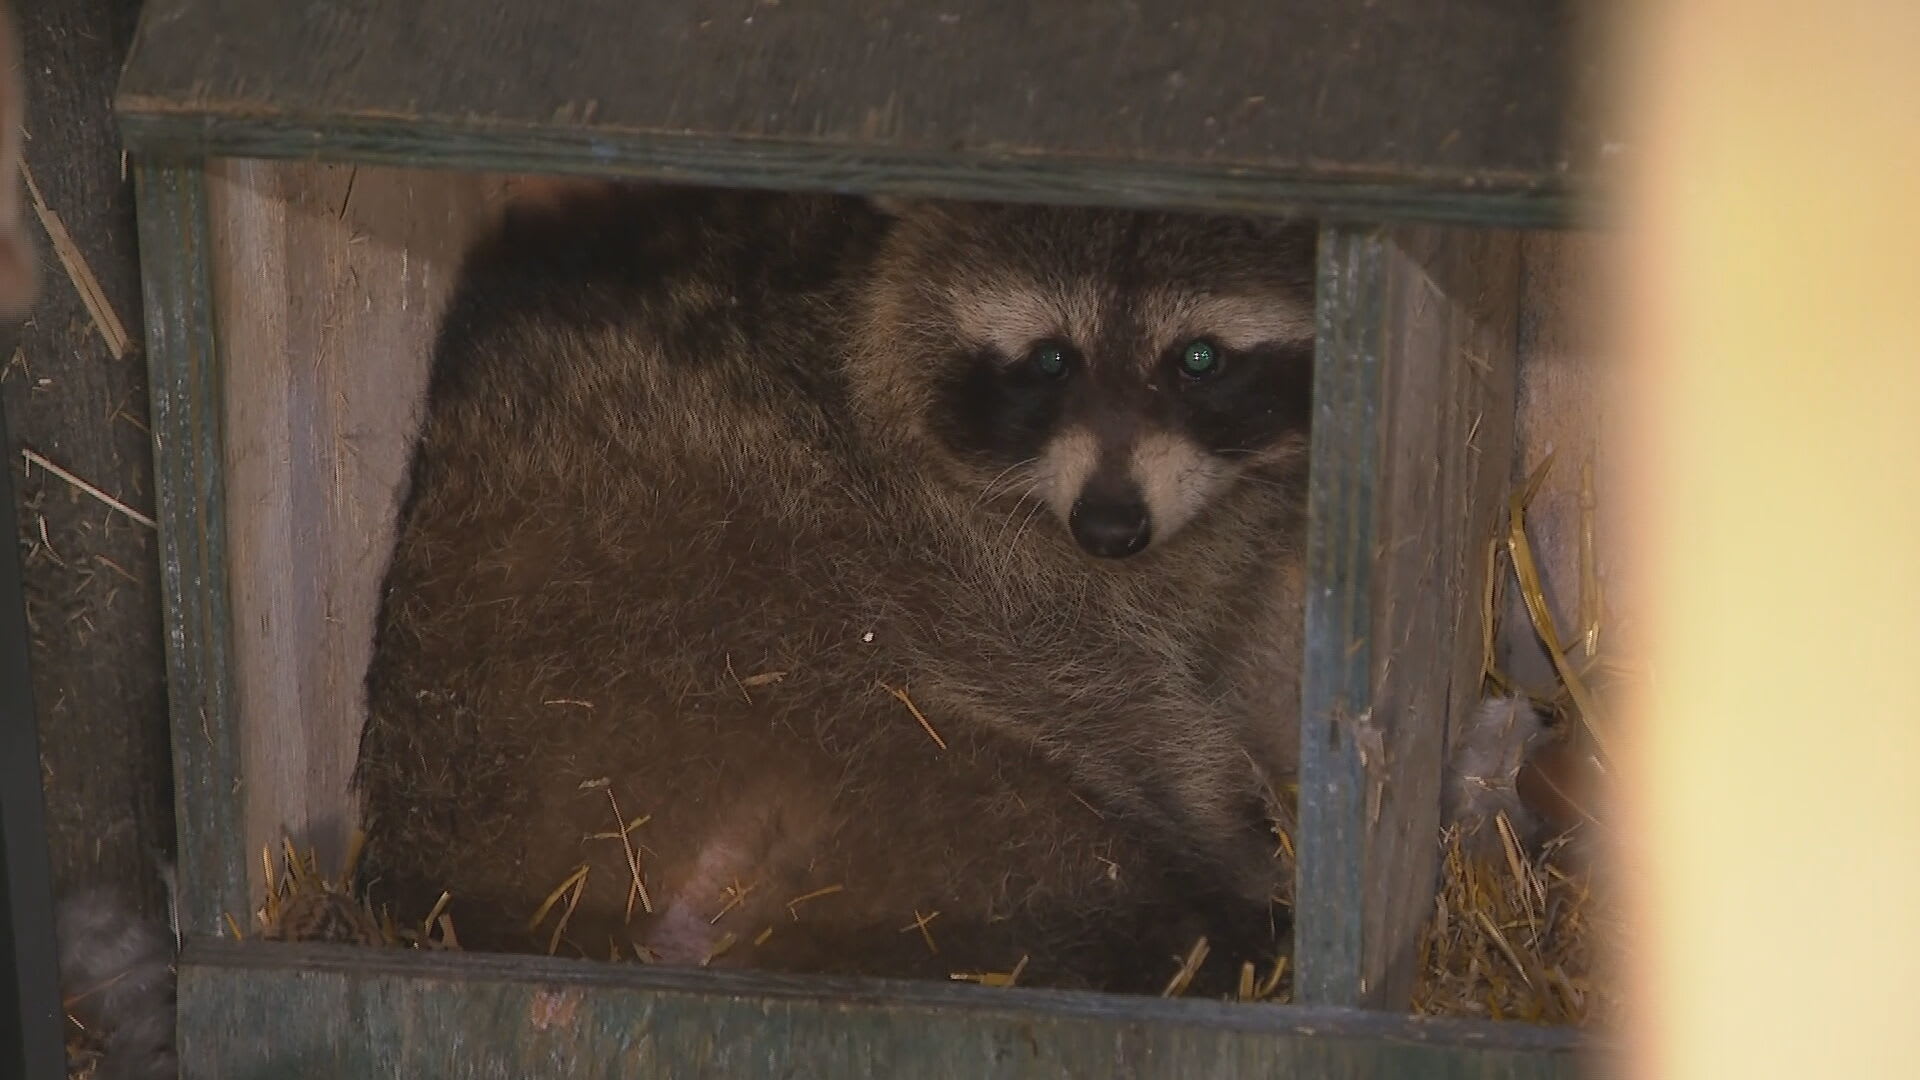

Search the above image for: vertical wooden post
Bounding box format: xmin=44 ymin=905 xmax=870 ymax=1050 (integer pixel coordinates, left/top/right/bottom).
xmin=1296 ymin=224 xmax=1521 ymax=1007
xmin=133 ymin=159 xmax=247 ymax=938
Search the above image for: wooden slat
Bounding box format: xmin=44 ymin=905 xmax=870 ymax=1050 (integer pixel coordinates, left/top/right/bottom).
xmin=1297 ymin=225 xmax=1522 ymax=1008
xmin=115 ymin=0 xmax=1606 ymax=227
xmin=178 ymin=941 xmax=1588 ymax=1078
xmin=209 ymin=160 xmax=510 ymax=882
xmin=132 ymin=160 xmax=248 ymax=936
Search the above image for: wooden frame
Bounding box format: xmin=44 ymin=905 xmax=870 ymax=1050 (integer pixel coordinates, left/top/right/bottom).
xmin=117 ymin=1 xmax=1606 ymax=1074
xmin=179 ymin=941 xmax=1583 ymax=1078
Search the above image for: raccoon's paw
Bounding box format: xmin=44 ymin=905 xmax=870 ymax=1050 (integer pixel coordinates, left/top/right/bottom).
xmin=1444 ymin=693 xmax=1556 ymax=859
xmin=56 ymin=883 xmax=179 ymax=1080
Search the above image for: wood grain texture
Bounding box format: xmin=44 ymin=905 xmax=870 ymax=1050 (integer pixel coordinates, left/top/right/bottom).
xmin=1503 ymin=230 xmax=1622 ymax=692
xmin=207 ymin=160 xmax=510 ymax=883
xmin=177 ymin=941 xmax=1590 ymax=1079
xmin=1 ymin=0 xmax=176 ymax=928
xmin=113 ymin=0 xmax=1609 ymax=227
xmin=132 ymin=159 xmax=246 ymax=938
xmin=1297 ymin=225 xmax=1521 ymax=1008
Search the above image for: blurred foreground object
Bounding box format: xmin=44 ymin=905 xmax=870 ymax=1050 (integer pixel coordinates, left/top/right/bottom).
xmin=1616 ymin=1 xmax=1920 ymax=1078
xmin=0 ymin=0 xmax=35 ymax=313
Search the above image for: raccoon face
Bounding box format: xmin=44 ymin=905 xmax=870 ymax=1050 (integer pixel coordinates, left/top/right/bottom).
xmin=860 ymin=199 xmax=1317 ymax=559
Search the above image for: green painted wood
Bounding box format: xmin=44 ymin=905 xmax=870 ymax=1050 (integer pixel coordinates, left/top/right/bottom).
xmin=113 ymin=0 xmax=1607 ymax=228
xmin=131 ymin=159 xmax=247 ymax=938
xmin=1298 ymin=225 xmax=1522 ymax=1008
xmin=178 ymin=941 xmax=1590 ymax=1078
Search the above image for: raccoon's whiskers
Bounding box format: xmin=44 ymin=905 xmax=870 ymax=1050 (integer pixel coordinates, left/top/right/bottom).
xmin=988 ymin=478 xmax=1045 ymax=552
xmin=972 ymin=457 xmax=1039 ymax=510
xmin=977 ymin=479 xmax=1047 ymax=581
xmin=1004 ymin=494 xmax=1048 ymax=551
xmin=1230 ymin=474 xmax=1303 ymax=495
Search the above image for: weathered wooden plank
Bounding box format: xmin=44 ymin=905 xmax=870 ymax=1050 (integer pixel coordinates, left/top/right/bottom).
xmin=178 ymin=941 xmax=1589 ymax=1078
xmin=131 ymin=159 xmax=247 ymax=937
xmin=114 ymin=0 xmax=1607 ymax=227
xmin=208 ymin=160 xmax=511 ymax=882
xmin=1297 ymin=225 xmax=1522 ymax=1008
xmin=3 ymin=0 xmax=176 ymax=929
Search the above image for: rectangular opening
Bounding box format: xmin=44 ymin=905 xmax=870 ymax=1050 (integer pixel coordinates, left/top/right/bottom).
xmin=138 ymin=156 xmax=1614 ymax=1073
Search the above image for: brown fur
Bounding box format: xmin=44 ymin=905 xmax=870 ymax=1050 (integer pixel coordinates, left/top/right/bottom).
xmin=56 ymin=877 xmax=179 ymax=1080
xmin=354 ymin=185 xmax=1314 ymax=995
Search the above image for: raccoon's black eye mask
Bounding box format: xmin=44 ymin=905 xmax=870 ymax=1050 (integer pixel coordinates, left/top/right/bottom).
xmin=930 ymin=344 xmax=1070 ymax=465
xmin=1021 ymin=337 xmax=1227 ymax=384
xmin=1169 ymin=338 xmax=1314 ymax=456
xmin=929 ymin=330 xmax=1311 ymax=467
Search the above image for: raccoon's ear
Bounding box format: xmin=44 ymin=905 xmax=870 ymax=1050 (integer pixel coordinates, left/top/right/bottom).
xmin=865 ymin=193 xmax=918 ymax=219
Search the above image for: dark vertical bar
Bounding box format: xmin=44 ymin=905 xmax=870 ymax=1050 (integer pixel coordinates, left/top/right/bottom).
xmin=1 ymin=399 xmax=65 ymax=1077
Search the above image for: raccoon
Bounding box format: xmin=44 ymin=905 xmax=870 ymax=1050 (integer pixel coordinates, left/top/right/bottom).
xmin=56 ymin=878 xmax=179 ymax=1080
xmin=354 ymin=184 xmax=1316 ymax=995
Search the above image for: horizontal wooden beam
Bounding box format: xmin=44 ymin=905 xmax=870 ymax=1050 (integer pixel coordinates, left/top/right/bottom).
xmin=178 ymin=941 xmax=1589 ymax=1077
xmin=115 ymin=0 xmax=1608 ymax=228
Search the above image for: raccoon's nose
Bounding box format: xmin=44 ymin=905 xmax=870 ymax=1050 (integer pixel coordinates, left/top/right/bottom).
xmin=1070 ymin=490 xmax=1153 ymax=558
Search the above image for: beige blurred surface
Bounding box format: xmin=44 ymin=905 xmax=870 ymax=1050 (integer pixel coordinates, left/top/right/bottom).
xmin=1615 ymin=2 xmax=1920 ymax=1077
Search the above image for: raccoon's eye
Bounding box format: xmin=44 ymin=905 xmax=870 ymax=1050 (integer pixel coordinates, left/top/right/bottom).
xmin=1178 ymin=339 xmax=1222 ymax=379
xmin=1027 ymin=343 xmax=1072 ymax=379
